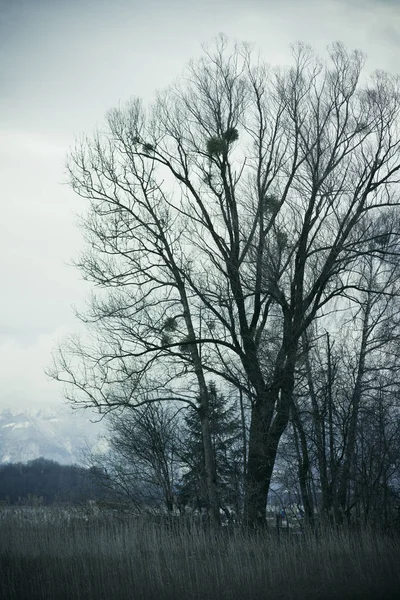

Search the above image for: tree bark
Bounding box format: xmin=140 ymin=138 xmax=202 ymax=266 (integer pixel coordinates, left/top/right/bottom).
xmin=292 ymin=403 xmax=315 ymax=524
xmin=337 ymin=297 xmax=371 ymax=517
xmin=245 ymin=395 xmax=277 ymax=527
xmin=244 ymin=345 xmax=298 ymax=527
xmin=199 ymin=409 xmax=220 ymax=526
xmin=304 ymin=332 xmax=331 ymax=518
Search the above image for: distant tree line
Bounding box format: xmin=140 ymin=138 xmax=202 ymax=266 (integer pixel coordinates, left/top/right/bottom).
xmin=0 ymin=458 xmax=115 ymax=506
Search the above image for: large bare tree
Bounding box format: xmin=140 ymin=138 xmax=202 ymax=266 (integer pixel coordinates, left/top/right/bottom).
xmin=49 ymin=36 xmax=400 ymax=526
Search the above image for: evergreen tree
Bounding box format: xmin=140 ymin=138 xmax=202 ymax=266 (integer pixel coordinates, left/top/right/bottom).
xmin=178 ymin=382 xmax=244 ymax=518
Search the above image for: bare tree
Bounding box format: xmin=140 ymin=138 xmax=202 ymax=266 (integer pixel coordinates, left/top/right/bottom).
xmin=49 ymin=36 xmax=400 ymax=526
xmin=355 ymin=381 xmax=400 ymax=528
xmin=285 ymin=227 xmax=400 ymax=525
xmin=94 ymin=402 xmax=181 ymax=513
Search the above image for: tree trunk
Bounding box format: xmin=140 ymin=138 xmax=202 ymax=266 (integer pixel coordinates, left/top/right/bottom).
xmin=303 ymin=332 xmax=331 ymax=517
xmin=245 ymin=395 xmax=276 ymax=527
xmin=337 ymin=297 xmax=371 ymax=517
xmin=199 ymin=410 xmax=220 ymax=526
xmin=239 ymin=388 xmax=248 ymax=480
xmin=292 ymin=403 xmax=314 ymax=524
xmin=244 ymin=348 xmax=297 ymax=527
xmin=176 ymin=280 xmax=221 ymax=526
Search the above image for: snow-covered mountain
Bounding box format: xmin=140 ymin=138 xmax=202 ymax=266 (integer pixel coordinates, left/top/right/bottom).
xmin=0 ymin=406 xmax=104 ymax=465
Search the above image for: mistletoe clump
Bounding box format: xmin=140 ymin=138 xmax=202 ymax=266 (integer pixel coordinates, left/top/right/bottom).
xmin=206 ymin=128 xmax=239 ymax=156
xmin=375 ymin=233 xmax=391 ymax=247
xmin=276 ymin=230 xmax=288 ymax=249
xmin=262 ymin=194 xmax=280 ymax=213
xmin=142 ymin=142 xmax=155 ymax=153
xmin=179 ymin=335 xmax=195 ymax=354
xmin=206 ymin=136 xmax=226 ymax=156
xmin=222 ymin=127 xmax=239 ymax=143
xmin=160 ymin=333 xmax=172 ymax=346
xmin=163 ymin=317 xmax=178 ymax=332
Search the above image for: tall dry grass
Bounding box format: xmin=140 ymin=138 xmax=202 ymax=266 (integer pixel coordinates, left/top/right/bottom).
xmin=1 ymin=508 xmax=399 ymax=599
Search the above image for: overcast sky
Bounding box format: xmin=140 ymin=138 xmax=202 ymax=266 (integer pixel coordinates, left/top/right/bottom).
xmin=1 ymin=0 xmax=399 ymax=414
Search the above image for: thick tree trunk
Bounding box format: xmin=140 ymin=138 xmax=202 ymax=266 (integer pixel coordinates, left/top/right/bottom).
xmin=244 ymin=349 xmax=297 ymax=527
xmin=244 ymin=396 xmax=276 ymax=527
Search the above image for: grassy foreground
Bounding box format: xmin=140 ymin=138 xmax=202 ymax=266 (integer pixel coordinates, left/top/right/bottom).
xmin=1 ymin=508 xmax=399 ymax=600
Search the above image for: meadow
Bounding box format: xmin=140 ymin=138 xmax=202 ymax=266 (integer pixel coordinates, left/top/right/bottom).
xmin=1 ymin=507 xmax=399 ymax=600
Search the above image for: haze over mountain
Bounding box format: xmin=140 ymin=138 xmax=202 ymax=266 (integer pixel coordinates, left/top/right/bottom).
xmin=0 ymin=405 xmax=104 ymax=465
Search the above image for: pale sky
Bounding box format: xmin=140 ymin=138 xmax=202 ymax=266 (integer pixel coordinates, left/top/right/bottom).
xmin=1 ymin=0 xmax=399 ymax=412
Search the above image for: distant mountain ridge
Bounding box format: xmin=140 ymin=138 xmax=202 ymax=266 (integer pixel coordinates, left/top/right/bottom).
xmin=0 ymin=406 xmax=104 ymax=465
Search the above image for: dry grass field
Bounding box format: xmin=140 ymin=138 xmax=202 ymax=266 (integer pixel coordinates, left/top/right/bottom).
xmin=1 ymin=507 xmax=399 ymax=600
